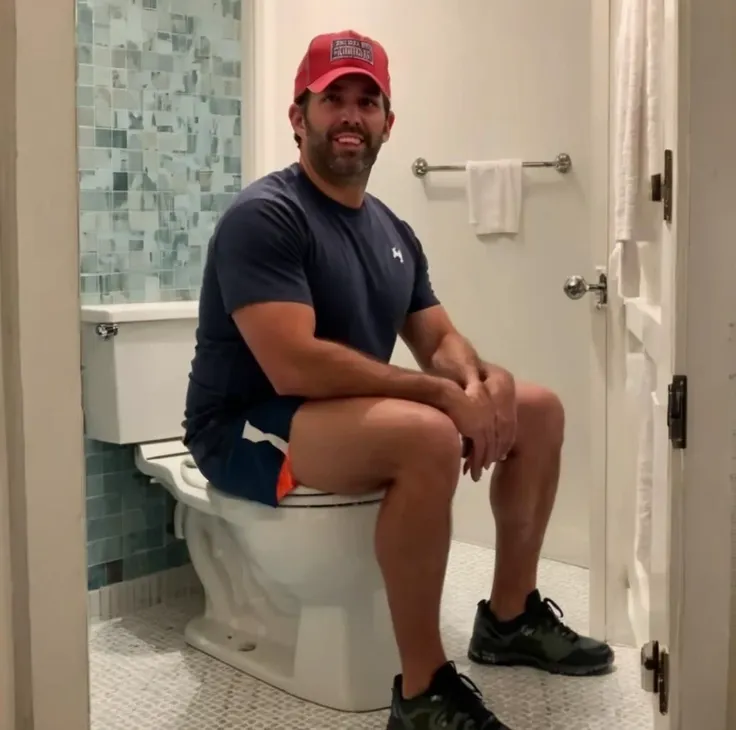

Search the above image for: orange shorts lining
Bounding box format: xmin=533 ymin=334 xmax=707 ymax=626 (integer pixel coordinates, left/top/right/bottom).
xmin=275 ymin=450 xmax=298 ymax=502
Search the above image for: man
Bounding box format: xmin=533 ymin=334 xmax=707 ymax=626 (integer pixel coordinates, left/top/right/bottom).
xmin=184 ymin=29 xmax=614 ymax=730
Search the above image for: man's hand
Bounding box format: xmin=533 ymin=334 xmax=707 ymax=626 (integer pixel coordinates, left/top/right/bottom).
xmin=444 ymin=367 xmax=517 ymax=482
xmin=482 ymin=365 xmax=517 ymax=460
xmin=461 ymin=379 xmax=498 ymax=480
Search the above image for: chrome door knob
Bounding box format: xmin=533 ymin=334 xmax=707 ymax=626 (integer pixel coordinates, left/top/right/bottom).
xmin=563 ymin=272 xmax=608 ymax=308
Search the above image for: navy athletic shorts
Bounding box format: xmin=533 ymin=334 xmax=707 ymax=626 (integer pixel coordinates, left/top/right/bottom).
xmin=195 ymin=396 xmax=305 ymax=508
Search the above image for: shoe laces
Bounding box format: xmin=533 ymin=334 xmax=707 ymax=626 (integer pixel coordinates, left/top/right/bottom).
xmin=535 ymin=597 xmax=579 ymax=641
xmin=436 ymin=663 xmax=501 ymax=728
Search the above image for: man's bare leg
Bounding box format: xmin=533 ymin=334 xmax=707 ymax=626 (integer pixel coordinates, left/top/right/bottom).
xmin=467 ymin=380 xmax=613 ymax=679
xmin=488 ymin=382 xmax=565 ymax=619
xmin=288 ymin=397 xmax=461 ymax=698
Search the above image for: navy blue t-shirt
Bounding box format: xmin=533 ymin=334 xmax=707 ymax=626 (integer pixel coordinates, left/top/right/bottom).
xmin=183 ymin=163 xmax=440 ymax=459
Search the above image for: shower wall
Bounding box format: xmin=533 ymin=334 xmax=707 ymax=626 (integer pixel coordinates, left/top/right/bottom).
xmin=76 ymin=0 xmax=243 ymax=589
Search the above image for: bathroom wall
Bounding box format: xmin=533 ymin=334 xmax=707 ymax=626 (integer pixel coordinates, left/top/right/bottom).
xmin=76 ymin=0 xmax=243 ymax=589
xmin=251 ymin=0 xmax=600 ymax=567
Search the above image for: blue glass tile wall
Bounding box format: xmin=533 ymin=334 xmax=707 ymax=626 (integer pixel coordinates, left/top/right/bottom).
xmin=85 ymin=438 xmax=190 ymax=589
xmin=76 ymin=0 xmax=242 ymax=589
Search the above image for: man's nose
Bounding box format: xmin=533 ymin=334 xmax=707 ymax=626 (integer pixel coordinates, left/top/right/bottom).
xmin=338 ymin=104 xmax=362 ymax=125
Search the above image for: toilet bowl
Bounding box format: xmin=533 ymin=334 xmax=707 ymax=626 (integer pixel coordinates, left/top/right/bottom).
xmin=79 ymin=301 xmax=400 ymax=712
xmin=135 ymin=438 xmax=401 ymax=712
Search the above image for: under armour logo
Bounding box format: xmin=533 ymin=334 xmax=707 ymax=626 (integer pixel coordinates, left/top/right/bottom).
xmin=392 ymin=247 xmax=404 ymax=263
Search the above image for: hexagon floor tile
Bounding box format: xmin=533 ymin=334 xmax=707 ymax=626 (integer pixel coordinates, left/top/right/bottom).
xmin=89 ymin=541 xmax=653 ymax=729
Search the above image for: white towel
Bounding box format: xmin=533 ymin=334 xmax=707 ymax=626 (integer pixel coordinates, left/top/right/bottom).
xmin=607 ymin=243 xmax=627 ymax=330
xmin=624 ymin=351 xmax=655 ymax=589
xmin=645 ymin=0 xmax=663 ymax=185
xmin=613 ymin=0 xmax=664 ymax=298
xmin=613 ymin=0 xmax=646 ymax=244
xmin=465 ymin=159 xmax=523 ymax=235
xmin=610 ymin=239 xmax=641 ymax=301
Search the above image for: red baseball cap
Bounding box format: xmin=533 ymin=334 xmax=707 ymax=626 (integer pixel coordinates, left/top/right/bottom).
xmin=293 ymin=30 xmax=391 ymax=101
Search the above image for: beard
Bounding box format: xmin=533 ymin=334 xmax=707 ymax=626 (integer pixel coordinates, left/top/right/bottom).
xmin=303 ymin=118 xmax=384 ymax=185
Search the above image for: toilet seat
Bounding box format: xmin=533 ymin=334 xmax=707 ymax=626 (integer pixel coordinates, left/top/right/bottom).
xmin=135 ymin=440 xmax=385 ymax=509
xmin=180 ymin=456 xmax=384 ymax=507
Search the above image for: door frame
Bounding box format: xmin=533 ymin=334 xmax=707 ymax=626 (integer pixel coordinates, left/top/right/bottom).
xmin=587 ymin=0 xmax=613 ymax=642
xmin=1 ymin=1 xmax=734 ymax=729
xmin=0 ymin=0 xmax=90 ymax=729
xmin=666 ymin=0 xmax=736 ymax=726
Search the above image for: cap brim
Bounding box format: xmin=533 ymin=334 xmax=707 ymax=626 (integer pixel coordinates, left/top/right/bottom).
xmin=307 ymin=67 xmax=388 ymax=98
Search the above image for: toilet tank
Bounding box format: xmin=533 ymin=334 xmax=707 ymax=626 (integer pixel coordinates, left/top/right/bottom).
xmin=80 ymin=301 xmax=199 ymax=445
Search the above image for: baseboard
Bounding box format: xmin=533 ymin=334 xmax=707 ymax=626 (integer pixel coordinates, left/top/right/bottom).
xmin=87 ymin=564 xmax=203 ymax=622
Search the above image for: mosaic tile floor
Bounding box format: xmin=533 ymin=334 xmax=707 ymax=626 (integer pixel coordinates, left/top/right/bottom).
xmin=89 ymin=541 xmax=653 ymax=729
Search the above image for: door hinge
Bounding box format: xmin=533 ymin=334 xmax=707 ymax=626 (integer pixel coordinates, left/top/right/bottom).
xmin=641 ymin=640 xmax=670 ymax=715
xmin=663 ymin=148 xmax=673 ymax=223
xmin=650 ymin=172 xmax=662 ymax=202
xmin=667 ymin=374 xmax=687 ymax=449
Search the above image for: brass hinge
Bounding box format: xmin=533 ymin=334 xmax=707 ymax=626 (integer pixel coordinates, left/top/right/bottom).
xmin=663 ymin=149 xmax=673 ymax=223
xmin=667 ymin=374 xmax=687 ymax=449
xmin=641 ymin=640 xmax=670 ymax=715
xmin=650 ymin=149 xmax=673 ymax=224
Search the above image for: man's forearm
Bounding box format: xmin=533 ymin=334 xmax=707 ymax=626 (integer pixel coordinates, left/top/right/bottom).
xmin=278 ymin=338 xmax=461 ymax=412
xmin=427 ymin=333 xmax=486 ymax=388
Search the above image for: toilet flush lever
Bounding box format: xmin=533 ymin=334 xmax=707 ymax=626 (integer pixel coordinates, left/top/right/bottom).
xmin=563 ymin=271 xmax=608 ymax=309
xmin=95 ymin=322 xmax=119 ymax=340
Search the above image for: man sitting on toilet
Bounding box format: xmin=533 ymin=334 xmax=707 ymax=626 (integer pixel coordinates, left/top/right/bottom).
xmin=183 ymin=29 xmax=614 ymax=730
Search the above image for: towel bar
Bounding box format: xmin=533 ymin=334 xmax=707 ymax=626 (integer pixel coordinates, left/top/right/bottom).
xmin=411 ymin=152 xmax=572 ymax=177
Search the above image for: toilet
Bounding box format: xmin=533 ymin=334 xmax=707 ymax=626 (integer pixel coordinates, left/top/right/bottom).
xmin=80 ymin=301 xmax=401 ymax=712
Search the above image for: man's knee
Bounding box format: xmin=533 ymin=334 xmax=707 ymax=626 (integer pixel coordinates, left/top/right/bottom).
xmin=396 ymin=403 xmax=463 ymax=477
xmin=516 ymin=382 xmax=565 ymax=448
xmin=384 ymin=404 xmax=463 ymax=502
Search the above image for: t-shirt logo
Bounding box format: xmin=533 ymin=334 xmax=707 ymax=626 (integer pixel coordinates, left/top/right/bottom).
xmin=392 ymin=247 xmax=404 ymax=263
xmin=330 ymin=38 xmax=375 ymax=65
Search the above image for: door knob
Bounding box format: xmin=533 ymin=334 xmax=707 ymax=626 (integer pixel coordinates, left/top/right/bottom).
xmin=563 ymin=272 xmax=608 ymax=309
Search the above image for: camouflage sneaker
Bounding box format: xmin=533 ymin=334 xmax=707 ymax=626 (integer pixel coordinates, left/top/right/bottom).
xmin=467 ymin=590 xmax=615 ymax=676
xmin=386 ymin=662 xmax=512 ymax=729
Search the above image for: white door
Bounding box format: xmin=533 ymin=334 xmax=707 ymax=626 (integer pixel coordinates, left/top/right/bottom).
xmin=258 ymin=0 xmax=608 ymax=571
xmin=608 ymin=0 xmax=736 ymax=724
xmin=608 ymin=0 xmax=684 ymax=727
xmin=632 ymin=0 xmax=736 ymax=726
xmin=641 ymin=3 xmax=680 ymax=726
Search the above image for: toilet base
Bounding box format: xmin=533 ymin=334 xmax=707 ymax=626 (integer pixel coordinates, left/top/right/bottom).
xmin=184 ymin=590 xmax=401 ymax=713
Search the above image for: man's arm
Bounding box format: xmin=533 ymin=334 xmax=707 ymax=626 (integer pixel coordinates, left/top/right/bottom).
xmin=401 ymin=305 xmax=486 ymax=388
xmin=215 ymin=201 xmax=463 ymax=413
xmin=396 ymin=225 xmax=516 ymax=464
xmin=401 ymin=305 xmax=517 ymax=463
xmin=235 ymin=302 xmax=460 ymax=410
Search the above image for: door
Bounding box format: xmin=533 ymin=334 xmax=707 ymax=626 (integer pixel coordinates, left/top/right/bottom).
xmin=636 ymin=0 xmax=736 ymax=727
xmin=640 ymin=3 xmax=679 ymax=726
xmin=260 ymin=0 xmax=608 ymax=570
xmin=608 ymin=0 xmax=681 ymax=726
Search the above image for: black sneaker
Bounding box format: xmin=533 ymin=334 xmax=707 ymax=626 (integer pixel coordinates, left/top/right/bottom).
xmin=386 ymin=661 xmax=511 ymax=729
xmin=467 ymin=589 xmax=615 ymax=676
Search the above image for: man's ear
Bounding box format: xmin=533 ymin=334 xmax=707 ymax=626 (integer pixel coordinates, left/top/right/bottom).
xmin=288 ymin=102 xmax=306 ymax=145
xmin=382 ymin=109 xmax=396 ymax=143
